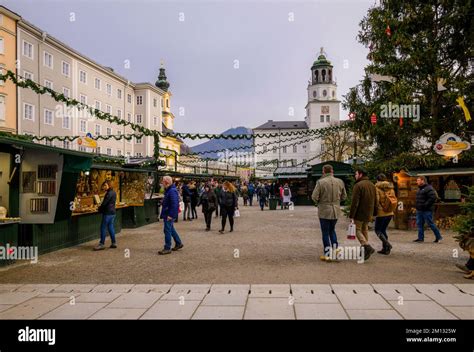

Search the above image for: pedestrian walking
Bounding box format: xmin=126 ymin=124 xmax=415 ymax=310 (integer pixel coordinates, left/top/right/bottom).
xmin=413 ymin=176 xmax=443 ymax=243
xmin=94 ymin=180 xmax=117 ymax=251
xmin=158 ymin=176 xmax=183 ymax=255
xmin=375 ymin=174 xmax=397 ymax=254
xmin=218 ymin=181 xmax=238 ymax=234
xmin=198 ymin=184 xmax=218 ymax=231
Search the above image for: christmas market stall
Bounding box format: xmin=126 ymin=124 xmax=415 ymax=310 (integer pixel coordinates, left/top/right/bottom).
xmin=307 ymin=161 xmax=354 ymax=204
xmin=392 ymin=167 xmax=474 ymax=230
xmin=273 ymin=166 xmax=311 ymax=205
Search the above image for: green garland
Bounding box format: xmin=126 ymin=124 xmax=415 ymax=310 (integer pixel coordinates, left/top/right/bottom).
xmin=0 ymin=70 xmax=351 ymax=141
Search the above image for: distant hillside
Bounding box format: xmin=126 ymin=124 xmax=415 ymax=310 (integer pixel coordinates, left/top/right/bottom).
xmin=190 ymin=127 xmax=253 ymax=159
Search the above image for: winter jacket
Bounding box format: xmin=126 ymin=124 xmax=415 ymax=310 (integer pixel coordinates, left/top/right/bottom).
xmin=248 ymin=184 xmax=255 ymax=196
xmin=416 ymin=183 xmax=437 ymax=212
xmin=219 ymin=191 xmax=238 ymax=208
xmin=349 ymin=176 xmax=377 ymax=222
xmin=160 ymin=184 xmax=180 ymax=220
xmin=282 ymin=187 xmax=292 ymax=203
xmin=312 ymin=174 xmax=347 ymax=220
xmin=190 ymin=186 xmax=199 ymax=206
xmin=375 ymin=181 xmax=396 ymax=217
xmin=198 ymin=190 xmax=218 ymax=213
xmin=98 ymin=189 xmax=116 ymax=215
xmin=182 ymin=184 xmax=192 ymax=203
xmin=257 ymin=187 xmax=268 ymax=201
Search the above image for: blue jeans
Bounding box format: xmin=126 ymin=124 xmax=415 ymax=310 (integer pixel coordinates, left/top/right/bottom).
xmin=416 ymin=210 xmax=442 ymax=240
xmin=319 ymin=218 xmax=338 ymax=253
xmin=259 ymin=198 xmax=266 ymax=210
xmin=100 ymin=214 xmax=116 ymax=244
xmin=164 ymin=219 xmax=182 ymax=250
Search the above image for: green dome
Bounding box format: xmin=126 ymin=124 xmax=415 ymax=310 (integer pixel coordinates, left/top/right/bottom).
xmin=311 ymin=54 xmax=332 ymax=69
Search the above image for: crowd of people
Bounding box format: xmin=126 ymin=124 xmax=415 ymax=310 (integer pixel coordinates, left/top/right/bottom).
xmin=93 ymin=166 xmax=447 ymax=265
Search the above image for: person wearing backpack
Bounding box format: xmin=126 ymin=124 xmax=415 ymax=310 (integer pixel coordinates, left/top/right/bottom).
xmin=282 ymin=183 xmax=292 ymax=209
xmin=375 ymin=174 xmax=396 ymax=255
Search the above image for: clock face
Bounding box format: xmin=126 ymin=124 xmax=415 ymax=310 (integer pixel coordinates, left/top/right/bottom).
xmin=323 ymin=90 xmax=327 ymax=97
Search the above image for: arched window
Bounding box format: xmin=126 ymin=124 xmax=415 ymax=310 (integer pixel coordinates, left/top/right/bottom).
xmin=314 ymin=70 xmax=319 ymax=83
xmin=321 ymin=69 xmax=326 ymax=82
xmin=328 ymin=69 xmax=332 ymax=82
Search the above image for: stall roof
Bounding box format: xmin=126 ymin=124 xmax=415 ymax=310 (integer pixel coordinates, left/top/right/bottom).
xmin=406 ymin=168 xmax=474 ymax=177
xmin=274 ymin=167 xmax=307 ymax=178
xmin=308 ymin=161 xmax=354 ymax=177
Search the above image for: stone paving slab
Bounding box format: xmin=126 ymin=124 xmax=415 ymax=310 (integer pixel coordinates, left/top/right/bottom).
xmin=244 ymin=298 xmax=295 ymax=320
xmin=74 ymin=293 xmax=123 ymax=303
xmin=107 ymin=292 xmax=163 ymax=309
xmin=91 ymin=284 xmax=135 ymax=293
xmin=89 ymin=308 xmax=147 ymax=320
xmin=291 ymin=284 xmax=333 ymax=295
xmin=38 ymin=302 xmax=107 ymax=319
xmin=192 ymin=306 xmax=245 ymax=320
xmin=249 ymin=285 xmax=291 ymax=298
xmin=346 ymin=309 xmax=403 ymax=320
xmin=0 ymin=291 xmax=39 ymax=305
xmin=444 ymin=306 xmax=474 ymax=320
xmin=209 ymin=284 xmax=250 ymax=294
xmin=129 ymin=284 xmax=172 ymax=293
xmin=413 ymin=284 xmax=462 ymax=295
xmin=291 ymin=285 xmax=338 ymax=304
xmin=140 ymin=300 xmax=200 ymax=319
xmin=0 ymin=297 xmax=69 ymax=319
xmin=0 ymin=304 xmax=14 ymax=313
xmin=422 ymin=291 xmax=474 ymax=307
xmin=52 ymin=284 xmax=97 ymax=293
xmin=335 ymin=292 xmax=392 ymax=310
xmin=201 ymin=293 xmax=248 ymax=306
xmin=372 ymin=284 xmax=431 ymax=301
xmin=17 ymin=284 xmax=60 ymax=293
xmin=0 ymin=284 xmax=24 ymax=292
xmin=454 ymin=284 xmax=474 ymax=295
xmin=294 ymin=303 xmax=348 ymax=319
xmin=332 ymin=284 xmax=375 ymax=295
xmin=160 ymin=284 xmax=211 ymax=301
xmin=389 ymin=300 xmax=458 ymax=320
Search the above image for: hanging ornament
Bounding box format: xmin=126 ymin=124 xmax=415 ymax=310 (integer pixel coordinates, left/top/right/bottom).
xmin=456 ymin=97 xmax=471 ymax=122
xmin=371 ymin=113 xmax=377 ymax=125
xmin=348 ymin=112 xmax=356 ymax=120
xmin=385 ymin=24 xmax=391 ymax=37
xmin=399 ymin=116 xmax=403 ymax=127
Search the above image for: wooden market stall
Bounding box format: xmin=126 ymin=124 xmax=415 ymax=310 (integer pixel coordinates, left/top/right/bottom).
xmin=392 ymin=167 xmax=474 ymax=230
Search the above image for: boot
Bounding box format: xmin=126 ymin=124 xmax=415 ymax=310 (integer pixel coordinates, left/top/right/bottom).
xmin=376 ymin=232 xmax=392 ymax=255
xmin=363 ymin=244 xmax=375 ymax=261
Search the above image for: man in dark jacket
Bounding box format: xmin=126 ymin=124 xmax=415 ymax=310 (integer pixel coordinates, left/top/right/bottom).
xmin=349 ymin=167 xmax=378 ymax=261
xmin=94 ymin=180 xmax=117 ymax=251
xmin=214 ymin=182 xmax=223 ymax=218
xmin=159 ymin=176 xmax=183 ymax=255
xmin=413 ymin=176 xmax=443 ymax=243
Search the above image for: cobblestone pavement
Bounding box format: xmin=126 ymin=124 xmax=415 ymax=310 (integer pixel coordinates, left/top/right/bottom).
xmin=0 ymin=283 xmax=472 ymax=319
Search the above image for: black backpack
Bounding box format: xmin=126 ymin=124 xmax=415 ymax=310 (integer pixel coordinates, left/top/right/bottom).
xmin=283 ymin=187 xmax=290 ymax=196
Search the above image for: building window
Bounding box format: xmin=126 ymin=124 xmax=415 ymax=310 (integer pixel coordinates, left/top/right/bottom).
xmin=0 ymin=95 xmax=5 ymax=121
xmin=107 ymin=148 xmax=112 ymax=156
xmin=43 ymin=51 xmax=53 ymax=68
xmin=0 ymin=65 xmax=4 ymax=86
xmin=95 ymin=124 xmax=101 ymax=136
xmin=95 ymin=78 xmax=101 ymax=90
xmin=282 ymin=146 xmax=287 ymax=153
xmin=117 ymin=109 xmax=122 ymax=119
xmin=153 ymin=98 xmax=157 ymax=107
xmin=80 ymin=120 xmax=87 ymax=132
xmin=0 ymin=37 xmax=4 ymax=54
xmin=161 ymin=99 xmax=163 ymax=107
xmin=22 ymin=40 xmax=33 ymax=59
xmin=78 ymin=146 xmax=86 ymax=152
xmin=117 ymin=130 xmax=122 ymax=136
xmin=23 ymin=71 xmax=33 ymax=81
xmin=303 ymin=158 xmax=307 ymax=165
xmin=127 ymin=113 xmax=131 ymax=122
xmin=44 ymin=80 xmax=53 ymax=90
xmin=23 ymin=103 xmax=34 ymax=121
xmin=273 ymin=147 xmax=277 ymax=153
xmin=63 ymin=87 xmax=70 ymax=98
xmin=313 ymin=90 xmax=317 ymax=98
xmin=63 ymin=115 xmax=70 ymax=129
xmin=97 ymin=147 xmax=101 ymax=154
xmin=321 ymin=144 xmax=325 ymax=152
xmin=153 ymin=116 xmax=158 ymax=125
xmin=80 ymin=95 xmax=87 ymax=105
xmin=117 ymin=89 xmax=122 ymax=99
xmin=127 ymin=94 xmax=132 ymax=103
xmin=106 ymin=83 xmax=112 ymax=96
xmin=44 ymin=109 xmax=53 ymax=125
xmin=63 ymin=141 xmax=70 ymax=149
xmin=320 ymin=115 xmax=324 ymax=123
xmin=291 ymin=159 xmax=297 ymax=167
xmin=62 ymin=61 xmax=70 ymax=76
xmin=136 ymin=114 xmax=142 ymax=124
xmin=166 ymin=99 xmax=169 ymax=108
xmin=136 ymin=137 xmax=142 ymax=144
xmin=106 ymin=127 xmax=112 ymax=135
xmin=293 ymin=145 xmax=297 ymax=153
xmin=117 ymin=149 xmax=122 ymax=156
xmin=95 ymin=100 xmax=101 ymax=111
xmin=79 ymin=70 xmax=87 ymax=83
xmin=136 ymin=152 xmax=142 ymax=157
xmin=137 ymin=96 xmax=143 ymax=105
xmin=326 ymin=115 xmax=330 ymax=122
xmin=263 ymin=145 xmax=267 ymax=153
xmin=45 ymin=140 xmax=53 ymax=147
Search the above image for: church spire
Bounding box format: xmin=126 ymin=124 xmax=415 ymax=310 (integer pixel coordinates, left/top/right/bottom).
xmin=155 ymin=60 xmax=170 ymax=91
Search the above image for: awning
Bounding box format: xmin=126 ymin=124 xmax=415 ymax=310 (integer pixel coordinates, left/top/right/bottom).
xmin=406 ymin=168 xmax=474 ymax=176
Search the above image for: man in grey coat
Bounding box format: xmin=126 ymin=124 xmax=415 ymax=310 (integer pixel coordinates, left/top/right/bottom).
xmin=312 ymin=164 xmax=347 ymax=261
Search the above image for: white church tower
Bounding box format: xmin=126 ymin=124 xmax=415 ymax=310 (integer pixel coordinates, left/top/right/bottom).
xmin=305 ymin=48 xmax=340 ymax=164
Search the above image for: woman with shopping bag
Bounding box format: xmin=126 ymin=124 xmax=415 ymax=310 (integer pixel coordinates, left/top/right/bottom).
xmin=218 ymin=181 xmax=238 ymax=234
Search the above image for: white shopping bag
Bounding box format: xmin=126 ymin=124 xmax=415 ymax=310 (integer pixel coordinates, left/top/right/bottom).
xmin=347 ymin=222 xmax=356 ymax=240
xmin=234 ymin=209 xmax=240 ymax=217
xmin=289 ymin=202 xmax=294 ymax=211
xmin=179 ymin=201 xmax=184 ymax=212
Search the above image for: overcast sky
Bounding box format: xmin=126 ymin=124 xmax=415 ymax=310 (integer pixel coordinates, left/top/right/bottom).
xmin=4 ymin=0 xmax=373 ymax=143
